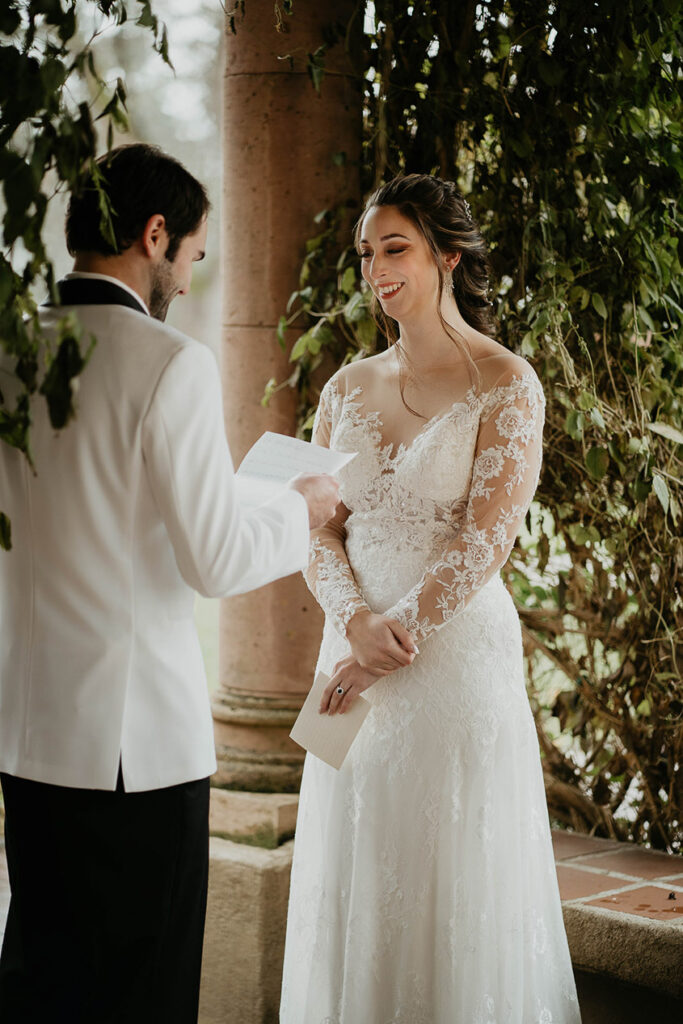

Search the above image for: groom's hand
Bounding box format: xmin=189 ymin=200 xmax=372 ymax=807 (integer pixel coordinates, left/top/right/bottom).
xmin=291 ymin=473 xmax=340 ymax=529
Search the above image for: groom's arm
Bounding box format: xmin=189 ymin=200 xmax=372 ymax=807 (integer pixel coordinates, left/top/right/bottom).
xmin=141 ymin=341 xmax=311 ymax=598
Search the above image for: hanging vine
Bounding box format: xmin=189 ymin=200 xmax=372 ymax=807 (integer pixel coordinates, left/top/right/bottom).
xmin=0 ymin=0 xmax=170 ymax=549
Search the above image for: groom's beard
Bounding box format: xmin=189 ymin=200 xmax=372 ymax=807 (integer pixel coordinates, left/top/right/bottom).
xmin=149 ymin=258 xmax=178 ymax=322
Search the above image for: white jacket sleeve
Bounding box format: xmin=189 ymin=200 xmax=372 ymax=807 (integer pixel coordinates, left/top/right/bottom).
xmin=141 ymin=342 xmax=310 ymax=598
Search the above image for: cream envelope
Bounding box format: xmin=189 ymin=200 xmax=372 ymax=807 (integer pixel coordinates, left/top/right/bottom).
xmin=290 ymin=671 xmax=371 ymax=770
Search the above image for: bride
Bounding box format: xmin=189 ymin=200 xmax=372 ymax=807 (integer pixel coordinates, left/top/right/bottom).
xmin=280 ymin=174 xmax=581 ymax=1024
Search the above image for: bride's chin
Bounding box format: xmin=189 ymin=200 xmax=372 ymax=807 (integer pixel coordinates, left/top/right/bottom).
xmin=379 ymin=296 xmax=406 ymax=314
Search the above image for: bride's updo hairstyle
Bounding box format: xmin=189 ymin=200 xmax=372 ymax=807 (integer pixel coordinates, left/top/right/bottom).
xmin=354 ymin=174 xmax=496 ymax=398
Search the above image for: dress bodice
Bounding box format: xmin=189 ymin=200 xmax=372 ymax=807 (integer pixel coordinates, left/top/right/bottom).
xmin=306 ymin=368 xmax=545 ymax=644
xmin=330 ymin=384 xmax=480 ymax=525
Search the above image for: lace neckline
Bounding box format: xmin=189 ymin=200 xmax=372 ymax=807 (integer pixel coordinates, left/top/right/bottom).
xmin=334 ymin=381 xmax=479 ymax=465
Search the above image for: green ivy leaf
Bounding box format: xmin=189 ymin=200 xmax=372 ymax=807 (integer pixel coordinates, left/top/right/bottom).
xmin=341 ymin=266 xmax=356 ymax=296
xmin=520 ymin=332 xmax=537 ymax=356
xmin=309 ymin=320 xmax=334 ymax=350
xmin=136 ymin=1 xmax=156 ymax=29
xmin=652 ymin=474 xmax=670 ymax=514
xmin=290 ymin=322 xmax=329 ymax=360
xmin=573 ymin=287 xmax=590 ymax=310
xmin=343 ymin=290 xmax=367 ymax=324
xmin=305 ymin=232 xmax=325 ymax=252
xmin=40 ymin=56 xmax=68 ymax=95
xmin=276 ymin=315 xmax=288 ymax=350
xmin=585 ymin=446 xmax=609 ymax=480
xmin=355 ymin=317 xmax=377 ymax=349
xmin=637 ymin=306 xmax=655 ymax=332
xmin=567 ymin=522 xmax=600 ymax=545
xmin=0 ymin=391 xmax=31 ymax=454
xmin=531 ymin=309 xmax=550 ymax=337
xmin=289 ymin=329 xmax=314 ymax=362
xmin=158 ymin=23 xmax=173 ymax=68
xmin=632 ymin=474 xmax=652 ymax=502
xmin=0 ymin=256 xmax=15 ymax=307
xmin=591 ymin=293 xmax=608 ymax=318
xmin=261 ymin=376 xmax=277 ymax=407
xmin=565 ymin=409 xmax=584 ymax=440
xmin=590 ymin=407 xmax=605 ymax=429
xmin=646 ymin=421 xmax=683 ymax=445
xmin=3 ymin=157 xmax=34 ymax=246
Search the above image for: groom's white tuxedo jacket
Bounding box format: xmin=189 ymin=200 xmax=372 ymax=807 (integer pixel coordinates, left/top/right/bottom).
xmin=0 ymin=274 xmax=310 ymax=792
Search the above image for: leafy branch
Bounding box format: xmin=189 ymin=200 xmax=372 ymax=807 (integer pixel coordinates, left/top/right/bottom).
xmin=0 ymin=0 xmax=171 ymax=550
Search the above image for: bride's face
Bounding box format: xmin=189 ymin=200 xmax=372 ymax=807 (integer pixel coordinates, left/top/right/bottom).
xmin=358 ymin=205 xmax=440 ymax=321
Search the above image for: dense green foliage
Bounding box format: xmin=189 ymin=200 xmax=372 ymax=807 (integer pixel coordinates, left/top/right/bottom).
xmin=274 ymin=1 xmax=683 ymax=849
xmin=0 ymin=0 xmax=168 ymax=548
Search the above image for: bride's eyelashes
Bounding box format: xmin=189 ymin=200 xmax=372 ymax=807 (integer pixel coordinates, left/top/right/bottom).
xmin=359 ymin=248 xmax=408 ymax=260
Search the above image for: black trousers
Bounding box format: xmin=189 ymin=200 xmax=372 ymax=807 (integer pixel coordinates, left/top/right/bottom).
xmin=0 ymin=770 xmax=210 ymax=1024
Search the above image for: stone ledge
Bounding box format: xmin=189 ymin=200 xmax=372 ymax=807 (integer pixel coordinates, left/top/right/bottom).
xmin=553 ymin=830 xmax=683 ymax=1000
xmin=199 ymin=837 xmax=294 ymax=1024
xmin=563 ymin=902 xmax=683 ymax=998
xmin=209 ymin=788 xmax=299 ymax=848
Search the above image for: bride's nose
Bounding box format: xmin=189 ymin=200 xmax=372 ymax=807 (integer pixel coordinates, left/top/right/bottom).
xmin=368 ymin=255 xmax=388 ymax=281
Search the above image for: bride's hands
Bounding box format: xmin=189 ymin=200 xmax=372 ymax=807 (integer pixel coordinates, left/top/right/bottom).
xmin=345 ymin=609 xmax=418 ymax=675
xmin=319 ymin=613 xmax=419 ymax=715
xmin=319 ymin=655 xmax=381 ymax=715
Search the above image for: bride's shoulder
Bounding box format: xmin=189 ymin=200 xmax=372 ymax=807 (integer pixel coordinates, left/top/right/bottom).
xmin=475 ymin=343 xmax=541 ymax=395
xmin=472 ymin=343 xmax=544 ymax=422
xmin=324 ymin=351 xmax=388 ymax=399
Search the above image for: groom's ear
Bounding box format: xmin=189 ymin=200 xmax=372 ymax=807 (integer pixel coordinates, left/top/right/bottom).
xmin=141 ymin=214 xmax=168 ymax=260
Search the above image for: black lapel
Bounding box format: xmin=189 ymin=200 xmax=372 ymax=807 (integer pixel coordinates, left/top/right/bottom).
xmin=48 ymin=278 xmax=148 ymax=316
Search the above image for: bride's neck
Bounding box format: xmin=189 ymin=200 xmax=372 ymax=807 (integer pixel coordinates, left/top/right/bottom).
xmin=394 ymin=295 xmax=471 ymax=371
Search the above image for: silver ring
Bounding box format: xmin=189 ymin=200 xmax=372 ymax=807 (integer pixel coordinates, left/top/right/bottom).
xmin=336 ymin=686 xmax=344 ymax=695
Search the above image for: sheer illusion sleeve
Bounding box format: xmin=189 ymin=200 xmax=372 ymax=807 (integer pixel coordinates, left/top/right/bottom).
xmin=384 ymin=372 xmax=545 ymax=645
xmin=304 ymin=380 xmax=371 ymax=636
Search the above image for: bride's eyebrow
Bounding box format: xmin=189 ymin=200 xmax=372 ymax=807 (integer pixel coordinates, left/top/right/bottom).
xmin=359 ymin=233 xmax=411 ymax=245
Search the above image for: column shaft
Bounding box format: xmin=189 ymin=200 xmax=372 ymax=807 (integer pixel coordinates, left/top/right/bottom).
xmin=214 ymin=0 xmax=361 ymax=792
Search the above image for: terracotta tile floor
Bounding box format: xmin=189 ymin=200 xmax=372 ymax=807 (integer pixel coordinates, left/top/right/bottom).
xmin=552 ymin=830 xmax=683 ymax=926
xmin=551 ymin=831 xmax=622 ymax=860
xmin=586 ymin=884 xmax=683 ymax=924
xmin=555 ymin=863 xmax=632 ymax=901
xmin=575 ymin=846 xmax=683 ymax=880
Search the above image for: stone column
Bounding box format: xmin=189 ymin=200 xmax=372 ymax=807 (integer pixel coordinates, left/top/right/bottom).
xmin=212 ymin=0 xmax=361 ymax=817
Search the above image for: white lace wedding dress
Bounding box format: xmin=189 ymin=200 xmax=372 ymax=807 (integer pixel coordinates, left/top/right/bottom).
xmin=280 ymin=366 xmax=581 ymax=1024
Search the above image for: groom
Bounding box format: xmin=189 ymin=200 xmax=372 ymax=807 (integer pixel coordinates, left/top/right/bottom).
xmin=0 ymin=144 xmax=339 ymax=1023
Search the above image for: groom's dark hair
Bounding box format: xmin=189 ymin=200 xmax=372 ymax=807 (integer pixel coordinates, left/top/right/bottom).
xmin=66 ymin=144 xmax=210 ymax=261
